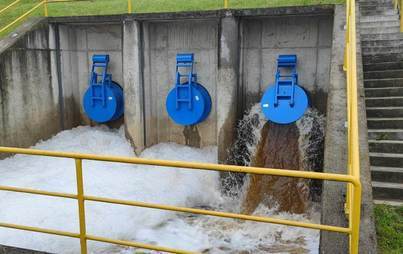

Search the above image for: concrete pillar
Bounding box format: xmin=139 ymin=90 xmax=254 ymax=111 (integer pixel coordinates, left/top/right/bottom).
xmin=320 ymin=5 xmax=377 ymax=253
xmin=217 ymin=15 xmax=240 ymax=163
xmin=320 ymin=5 xmax=349 ymax=253
xmin=123 ymin=19 xmax=145 ymax=154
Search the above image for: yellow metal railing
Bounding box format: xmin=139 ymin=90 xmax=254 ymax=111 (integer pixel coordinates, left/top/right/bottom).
xmin=0 ymin=0 xmax=20 ymax=15
xmin=0 ymin=147 xmax=360 ymax=253
xmin=0 ymin=0 xmax=46 ymax=34
xmin=344 ymin=1 xmax=361 ymax=253
xmin=395 ymin=0 xmax=403 ymax=32
xmin=0 ymin=0 xmax=228 ymax=35
xmin=0 ymin=0 xmax=361 ymax=253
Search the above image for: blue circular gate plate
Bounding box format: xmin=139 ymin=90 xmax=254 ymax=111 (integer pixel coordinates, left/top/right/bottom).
xmin=83 ymin=81 xmax=124 ymax=123
xmin=166 ymin=82 xmax=211 ymax=126
xmin=193 ymin=83 xmax=212 ymax=124
xmin=260 ymin=84 xmax=309 ymax=125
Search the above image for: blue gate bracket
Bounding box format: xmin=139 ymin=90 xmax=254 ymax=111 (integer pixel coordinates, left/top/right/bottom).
xmin=166 ymin=53 xmax=212 ymax=126
xmin=83 ymin=55 xmax=124 ymax=123
xmin=260 ymin=55 xmax=309 ymax=124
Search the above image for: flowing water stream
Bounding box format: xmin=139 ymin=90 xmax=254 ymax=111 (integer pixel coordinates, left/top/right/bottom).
xmin=227 ymin=104 xmax=326 ymax=214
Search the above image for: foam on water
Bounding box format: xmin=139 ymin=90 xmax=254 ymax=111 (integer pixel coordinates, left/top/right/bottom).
xmin=0 ymin=126 xmax=319 ymax=253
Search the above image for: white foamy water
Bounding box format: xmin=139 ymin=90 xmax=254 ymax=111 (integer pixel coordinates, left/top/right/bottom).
xmin=0 ymin=126 xmax=319 ymax=253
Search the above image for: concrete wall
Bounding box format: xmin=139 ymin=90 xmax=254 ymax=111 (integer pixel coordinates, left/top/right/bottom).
xmin=55 ymin=23 xmax=123 ymax=127
xmin=122 ymin=11 xmax=334 ymax=156
xmin=320 ymin=5 xmax=349 ymax=252
xmin=142 ymin=20 xmax=219 ymax=148
xmin=240 ymin=15 xmax=333 ymax=114
xmin=0 ymin=19 xmax=61 ymax=156
xmin=0 ymin=8 xmax=335 ymax=159
xmin=0 ymin=19 xmax=125 ymax=155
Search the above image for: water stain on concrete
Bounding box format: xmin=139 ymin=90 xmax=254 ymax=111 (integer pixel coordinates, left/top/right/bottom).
xmin=183 ymin=125 xmax=201 ymax=148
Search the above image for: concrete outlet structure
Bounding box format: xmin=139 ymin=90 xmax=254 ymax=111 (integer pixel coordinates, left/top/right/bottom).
xmin=43 ymin=7 xmax=335 ymax=158
xmin=0 ymin=4 xmax=377 ymax=253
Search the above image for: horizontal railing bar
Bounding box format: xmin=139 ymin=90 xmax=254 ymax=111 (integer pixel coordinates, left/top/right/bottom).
xmin=0 ymin=222 xmax=80 ymax=238
xmin=0 ymin=0 xmax=20 ymax=15
xmin=0 ymin=0 xmax=45 ymax=34
xmin=87 ymin=235 xmax=195 ymax=254
xmin=0 ymin=147 xmax=357 ymax=184
xmin=85 ymin=195 xmax=351 ymax=234
xmin=47 ymin=0 xmax=91 ymax=3
xmin=0 ymin=220 xmax=194 ymax=254
xmin=0 ymin=185 xmax=77 ymax=199
xmin=0 ymin=185 xmax=351 ymax=234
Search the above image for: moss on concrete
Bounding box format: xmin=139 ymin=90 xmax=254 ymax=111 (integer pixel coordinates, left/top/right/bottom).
xmin=374 ymin=204 xmax=403 ymax=254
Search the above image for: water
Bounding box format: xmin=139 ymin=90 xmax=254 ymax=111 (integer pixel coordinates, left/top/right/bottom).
xmin=0 ymin=125 xmax=320 ymax=253
xmin=228 ymin=105 xmax=325 ymax=215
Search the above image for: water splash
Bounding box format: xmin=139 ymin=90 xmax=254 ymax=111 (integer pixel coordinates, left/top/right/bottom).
xmin=228 ymin=104 xmax=326 ymax=214
xmin=296 ymin=108 xmax=326 ymax=201
xmin=222 ymin=104 xmax=266 ymax=196
xmin=227 ymin=104 xmax=266 ymax=166
xmin=0 ymin=125 xmax=321 ymax=253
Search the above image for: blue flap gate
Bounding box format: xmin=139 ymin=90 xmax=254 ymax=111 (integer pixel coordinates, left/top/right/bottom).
xmin=260 ymin=55 xmax=309 ymax=124
xmin=166 ymin=53 xmax=212 ymax=126
xmin=83 ymin=55 xmax=124 ymax=123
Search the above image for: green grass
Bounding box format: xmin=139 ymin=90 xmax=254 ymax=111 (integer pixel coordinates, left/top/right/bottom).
xmin=0 ymin=0 xmax=343 ymax=37
xmin=47 ymin=0 xmax=345 ymax=15
xmin=374 ymin=204 xmax=403 ymax=254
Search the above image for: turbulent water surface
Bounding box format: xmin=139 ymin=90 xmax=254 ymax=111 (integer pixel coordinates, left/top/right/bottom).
xmin=0 ymin=126 xmax=320 ymax=253
xmin=240 ymin=106 xmax=326 ymax=215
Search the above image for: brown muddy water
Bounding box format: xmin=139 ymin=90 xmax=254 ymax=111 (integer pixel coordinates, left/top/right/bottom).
xmin=226 ymin=104 xmax=325 ymax=215
xmin=242 ymin=122 xmax=310 ymax=214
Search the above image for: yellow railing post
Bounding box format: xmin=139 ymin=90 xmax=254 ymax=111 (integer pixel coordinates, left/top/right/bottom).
xmin=75 ymin=159 xmax=88 ymax=254
xmin=224 ymin=0 xmax=229 ymax=9
xmin=128 ymin=0 xmax=132 ymax=14
xmin=44 ymin=0 xmax=48 ymax=17
xmin=400 ymin=0 xmax=403 ymax=32
xmin=350 ymin=181 xmax=362 ymax=254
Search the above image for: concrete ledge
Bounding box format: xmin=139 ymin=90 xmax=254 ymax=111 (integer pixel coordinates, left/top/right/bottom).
xmin=320 ymin=3 xmax=377 ymax=253
xmin=355 ymin=1 xmax=378 ymax=251
xmin=0 ymin=17 xmax=47 ymax=54
xmin=0 ymin=245 xmax=50 ymax=254
xmin=47 ymin=5 xmax=334 ymax=24
xmin=233 ymin=5 xmax=334 ymax=17
xmin=320 ymin=5 xmax=349 ymax=253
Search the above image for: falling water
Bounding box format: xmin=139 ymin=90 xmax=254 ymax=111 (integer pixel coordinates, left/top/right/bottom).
xmin=228 ymin=104 xmax=325 ymax=214
xmin=223 ymin=104 xmax=266 ymax=196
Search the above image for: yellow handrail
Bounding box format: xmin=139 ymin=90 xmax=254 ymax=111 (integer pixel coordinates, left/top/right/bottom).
xmin=396 ymin=0 xmax=403 ymax=32
xmin=0 ymin=0 xmax=45 ymax=34
xmin=0 ymin=0 xmax=361 ymax=253
xmin=0 ymin=0 xmax=20 ymax=15
xmin=344 ymin=1 xmax=361 ymax=253
xmin=0 ymin=146 xmax=360 ymax=253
